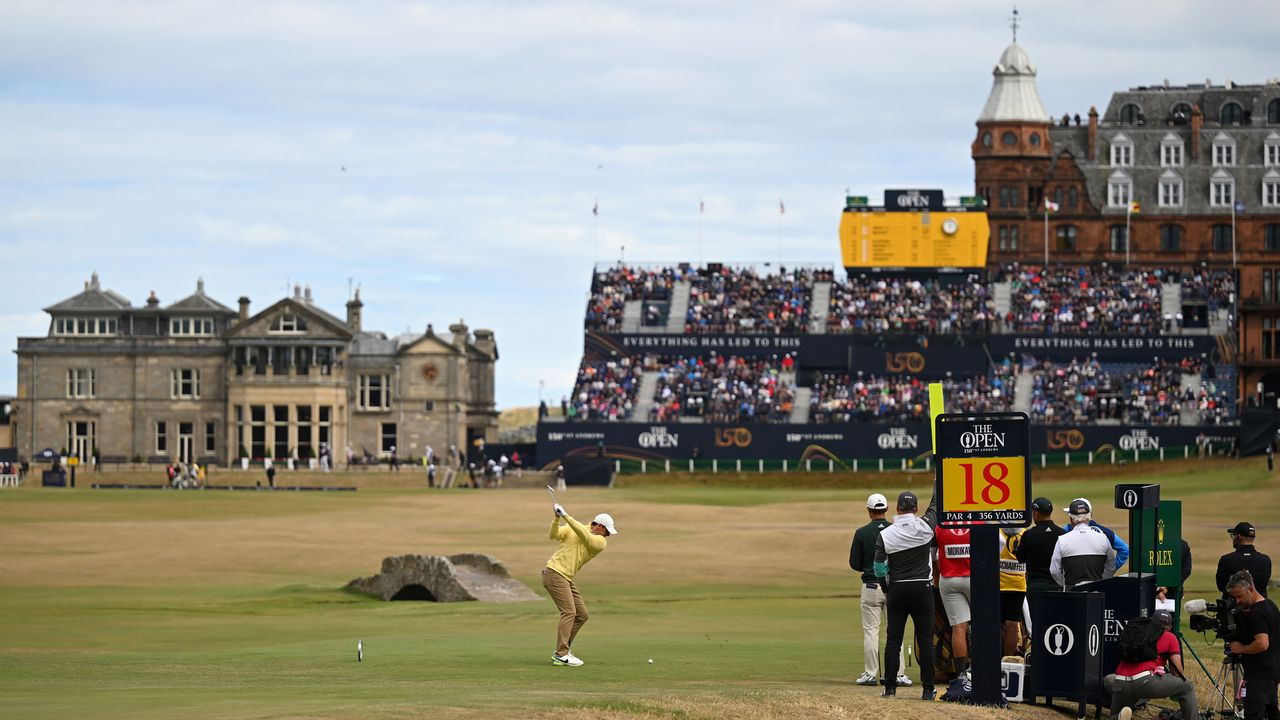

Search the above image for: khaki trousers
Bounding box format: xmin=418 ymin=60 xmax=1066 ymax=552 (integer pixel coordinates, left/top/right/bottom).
xmin=542 ymin=567 xmax=588 ymax=655
xmin=860 ymin=583 xmax=904 ymax=678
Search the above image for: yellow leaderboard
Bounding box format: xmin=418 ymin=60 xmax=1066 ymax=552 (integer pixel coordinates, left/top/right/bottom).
xmin=839 ymin=209 xmax=989 ymax=268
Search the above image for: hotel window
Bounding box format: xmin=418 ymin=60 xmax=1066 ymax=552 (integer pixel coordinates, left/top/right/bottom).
xmin=1110 ymin=135 xmax=1133 ymax=166
xmin=1109 ymin=225 xmax=1128 ymax=254
xmin=1269 ymin=99 xmax=1280 ymax=125
xmin=1008 ymin=225 xmax=1019 ymax=250
xmin=1159 ymin=225 xmax=1183 ymax=252
xmin=156 ymin=421 xmax=168 ymax=454
xmin=1108 ymin=175 xmax=1132 ymax=208
xmin=318 ymin=406 xmax=332 ymax=446
xmin=1159 ymin=176 xmax=1183 ymax=207
xmin=1266 ymin=318 xmax=1280 ymax=359
xmin=1053 ymin=187 xmax=1063 ymax=207
xmin=1266 ymin=271 xmax=1275 ymax=304
xmin=66 ymin=368 xmax=96 ymax=399
xmin=170 ymin=369 xmax=201 ymax=399
xmin=998 ymin=226 xmax=1008 ymax=251
xmin=1211 ymin=176 xmax=1235 ymax=207
xmin=1213 ymin=134 xmax=1236 ymax=166
xmin=1118 ymin=104 xmax=1141 ymax=125
xmin=1220 ymin=101 xmax=1244 ymax=126
xmin=1211 ymin=224 xmax=1233 ymax=253
xmin=1068 ymin=187 xmax=1078 ymax=208
xmin=1266 ymin=225 xmax=1280 ymax=253
xmin=1266 ymin=135 xmax=1280 ymax=166
xmin=169 ymin=317 xmax=214 ymax=336
xmin=269 ymin=314 xmax=307 ymax=334
xmin=358 ymin=374 xmax=391 ymax=410
xmin=1266 ymin=174 xmax=1280 ymax=207
xmin=1171 ymin=102 xmax=1192 ymax=125
xmin=205 ymin=421 xmax=217 ymax=455
xmin=1055 ymin=225 xmax=1078 ymax=252
xmin=250 ymin=405 xmax=267 ymax=458
xmin=1161 ymin=139 xmax=1184 ymax=167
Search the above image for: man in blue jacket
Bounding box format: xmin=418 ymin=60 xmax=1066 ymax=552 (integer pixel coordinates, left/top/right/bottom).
xmin=1061 ymin=498 xmax=1128 ymax=572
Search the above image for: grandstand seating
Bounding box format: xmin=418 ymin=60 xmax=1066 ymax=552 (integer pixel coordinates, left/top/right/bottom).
xmin=648 ymin=354 xmax=796 ymax=423
xmin=683 ymin=266 xmax=820 ymax=334
xmin=1001 ymin=265 xmax=1166 ymax=335
xmin=827 ymin=274 xmax=994 ymax=334
xmin=567 ymin=357 xmax=642 ymax=421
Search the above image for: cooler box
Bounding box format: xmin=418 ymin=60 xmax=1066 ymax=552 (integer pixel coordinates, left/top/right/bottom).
xmin=1001 ymin=661 xmax=1025 ymax=702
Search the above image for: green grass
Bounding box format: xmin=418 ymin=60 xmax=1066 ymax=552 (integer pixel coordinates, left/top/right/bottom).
xmin=0 ymin=457 xmax=1274 ymax=718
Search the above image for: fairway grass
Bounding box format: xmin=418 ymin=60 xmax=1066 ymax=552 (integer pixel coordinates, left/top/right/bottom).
xmin=1 ymin=458 xmax=1275 ymax=719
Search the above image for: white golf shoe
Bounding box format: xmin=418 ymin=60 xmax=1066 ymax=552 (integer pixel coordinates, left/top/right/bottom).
xmin=551 ymin=653 xmax=584 ymax=667
xmin=895 ymin=674 xmax=913 ymax=687
xmin=855 ymin=672 xmax=878 ymax=686
xmin=566 ymin=651 xmax=585 ymax=666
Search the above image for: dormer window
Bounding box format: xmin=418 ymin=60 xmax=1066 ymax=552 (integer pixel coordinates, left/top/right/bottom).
xmin=54 ymin=317 xmax=117 ymax=336
xmin=1160 ymin=133 xmax=1184 ymax=167
xmin=1119 ymin=104 xmax=1142 ymax=125
xmin=1266 ymin=132 xmax=1280 ymax=167
xmin=1264 ymin=169 xmax=1280 ymax=208
xmin=1210 ymin=169 xmax=1236 ymax=207
xmin=1158 ymin=170 xmax=1184 ymax=208
xmin=1213 ymin=132 xmax=1236 ymax=166
xmin=1108 ymin=170 xmax=1133 ymax=208
xmin=270 ymin=314 xmax=307 ymax=334
xmin=1110 ymin=133 xmax=1134 ymax=167
xmin=1220 ymin=101 xmax=1245 ymax=126
xmin=169 ymin=317 xmax=214 ymax=336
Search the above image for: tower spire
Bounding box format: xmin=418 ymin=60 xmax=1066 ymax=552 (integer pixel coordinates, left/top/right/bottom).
xmin=1009 ymin=5 xmax=1020 ymax=43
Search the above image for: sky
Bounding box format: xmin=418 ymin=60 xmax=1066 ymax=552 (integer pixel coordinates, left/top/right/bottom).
xmin=2 ymin=0 xmax=1278 ymax=409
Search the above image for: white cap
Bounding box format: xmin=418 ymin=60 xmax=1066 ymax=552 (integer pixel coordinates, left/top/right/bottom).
xmin=866 ymin=493 xmax=888 ymax=510
xmin=1063 ymin=497 xmax=1092 ymax=514
xmin=593 ymin=512 xmax=618 ymax=535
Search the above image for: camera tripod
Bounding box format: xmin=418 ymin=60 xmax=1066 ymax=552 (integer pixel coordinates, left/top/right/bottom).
xmin=1206 ymin=642 xmax=1244 ymax=719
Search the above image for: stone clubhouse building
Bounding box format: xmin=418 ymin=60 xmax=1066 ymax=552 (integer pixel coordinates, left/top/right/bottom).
xmin=13 ymin=273 xmax=498 ymax=467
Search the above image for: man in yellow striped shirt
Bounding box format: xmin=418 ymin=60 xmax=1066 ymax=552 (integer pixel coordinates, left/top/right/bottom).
xmin=543 ymin=503 xmax=617 ymax=666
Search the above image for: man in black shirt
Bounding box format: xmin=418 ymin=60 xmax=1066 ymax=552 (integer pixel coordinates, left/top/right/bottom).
xmin=1219 ymin=522 xmax=1272 ymax=599
xmin=1227 ymin=570 xmax=1280 ymax=719
xmin=1015 ymin=497 xmax=1065 ymax=593
xmin=849 ymin=492 xmax=907 ymax=687
xmin=874 ymin=490 xmax=940 ymax=700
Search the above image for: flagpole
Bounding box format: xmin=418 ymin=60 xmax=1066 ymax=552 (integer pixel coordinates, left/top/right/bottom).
xmin=1125 ymin=204 xmax=1132 ymax=266
xmin=699 ymin=199 xmax=704 ymax=266
xmin=1043 ymin=207 xmax=1049 ymax=267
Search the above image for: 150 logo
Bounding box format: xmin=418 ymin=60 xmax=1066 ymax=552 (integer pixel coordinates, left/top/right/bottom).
xmin=1046 ymin=429 xmax=1085 ymax=450
xmin=714 ymin=427 xmax=753 ymax=448
xmin=884 ymin=352 xmax=925 ymax=373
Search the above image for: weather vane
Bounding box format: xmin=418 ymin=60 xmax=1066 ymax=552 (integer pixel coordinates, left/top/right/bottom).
xmin=1009 ymin=5 xmax=1020 ymax=43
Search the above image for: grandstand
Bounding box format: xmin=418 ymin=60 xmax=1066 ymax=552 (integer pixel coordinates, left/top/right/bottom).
xmin=544 ymin=195 xmax=1241 ymax=470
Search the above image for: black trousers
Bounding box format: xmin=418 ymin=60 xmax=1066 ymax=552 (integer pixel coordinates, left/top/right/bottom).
xmin=884 ymin=581 xmax=935 ymax=689
xmin=1244 ymin=672 xmax=1280 ymax=720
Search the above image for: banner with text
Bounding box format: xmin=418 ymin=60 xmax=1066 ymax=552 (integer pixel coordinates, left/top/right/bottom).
xmin=536 ymin=422 xmax=1237 ymax=465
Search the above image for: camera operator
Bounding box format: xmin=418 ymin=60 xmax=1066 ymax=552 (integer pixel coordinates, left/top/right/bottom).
xmin=1219 ymin=523 xmax=1272 ymax=599
xmin=1105 ymin=610 xmax=1198 ymax=720
xmin=1227 ymin=569 xmax=1280 ymax=719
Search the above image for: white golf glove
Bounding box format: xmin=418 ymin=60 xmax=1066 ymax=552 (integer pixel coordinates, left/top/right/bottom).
xmin=553 ymin=503 xmax=565 ymax=517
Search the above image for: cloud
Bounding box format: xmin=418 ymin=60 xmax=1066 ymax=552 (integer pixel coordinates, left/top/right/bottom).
xmin=1 ymin=0 xmax=1278 ymax=407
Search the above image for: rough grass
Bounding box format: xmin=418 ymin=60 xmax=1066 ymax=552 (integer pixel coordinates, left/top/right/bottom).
xmin=0 ymin=456 xmax=1274 ymax=719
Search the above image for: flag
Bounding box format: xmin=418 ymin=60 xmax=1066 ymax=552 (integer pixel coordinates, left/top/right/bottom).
xmin=779 ymin=199 xmax=785 ymax=215
xmin=1044 ymin=198 xmax=1060 ymax=213
xmin=1128 ymin=200 xmax=1141 ymax=215
xmin=592 ymin=200 xmax=598 ymax=216
xmin=1235 ymin=200 xmax=1246 ymax=214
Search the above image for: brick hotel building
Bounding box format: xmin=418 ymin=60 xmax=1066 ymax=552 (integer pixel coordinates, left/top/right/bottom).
xmin=972 ymin=40 xmax=1280 ymax=401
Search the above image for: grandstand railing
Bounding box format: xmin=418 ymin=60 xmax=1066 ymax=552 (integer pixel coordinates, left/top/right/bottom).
xmin=611 ymin=443 xmax=1230 ymax=476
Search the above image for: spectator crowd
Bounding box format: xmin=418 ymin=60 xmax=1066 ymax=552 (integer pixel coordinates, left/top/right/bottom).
xmin=827 ymin=275 xmax=994 ymax=334
xmin=650 ymin=353 xmax=797 ymax=423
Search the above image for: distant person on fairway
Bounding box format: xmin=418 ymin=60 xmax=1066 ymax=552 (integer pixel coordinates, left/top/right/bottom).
xmin=543 ymin=501 xmax=617 ymax=667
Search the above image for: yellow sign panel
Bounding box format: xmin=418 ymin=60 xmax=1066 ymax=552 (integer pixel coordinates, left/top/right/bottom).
xmin=839 ymin=210 xmax=989 ymax=268
xmin=940 ymin=456 xmax=1027 ymax=523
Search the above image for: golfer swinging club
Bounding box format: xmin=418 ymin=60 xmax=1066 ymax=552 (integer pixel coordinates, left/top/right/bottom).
xmin=542 ymin=497 xmax=617 ymax=667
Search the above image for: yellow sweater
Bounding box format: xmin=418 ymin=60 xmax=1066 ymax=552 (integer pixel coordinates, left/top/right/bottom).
xmin=546 ymin=514 xmax=607 ymax=581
